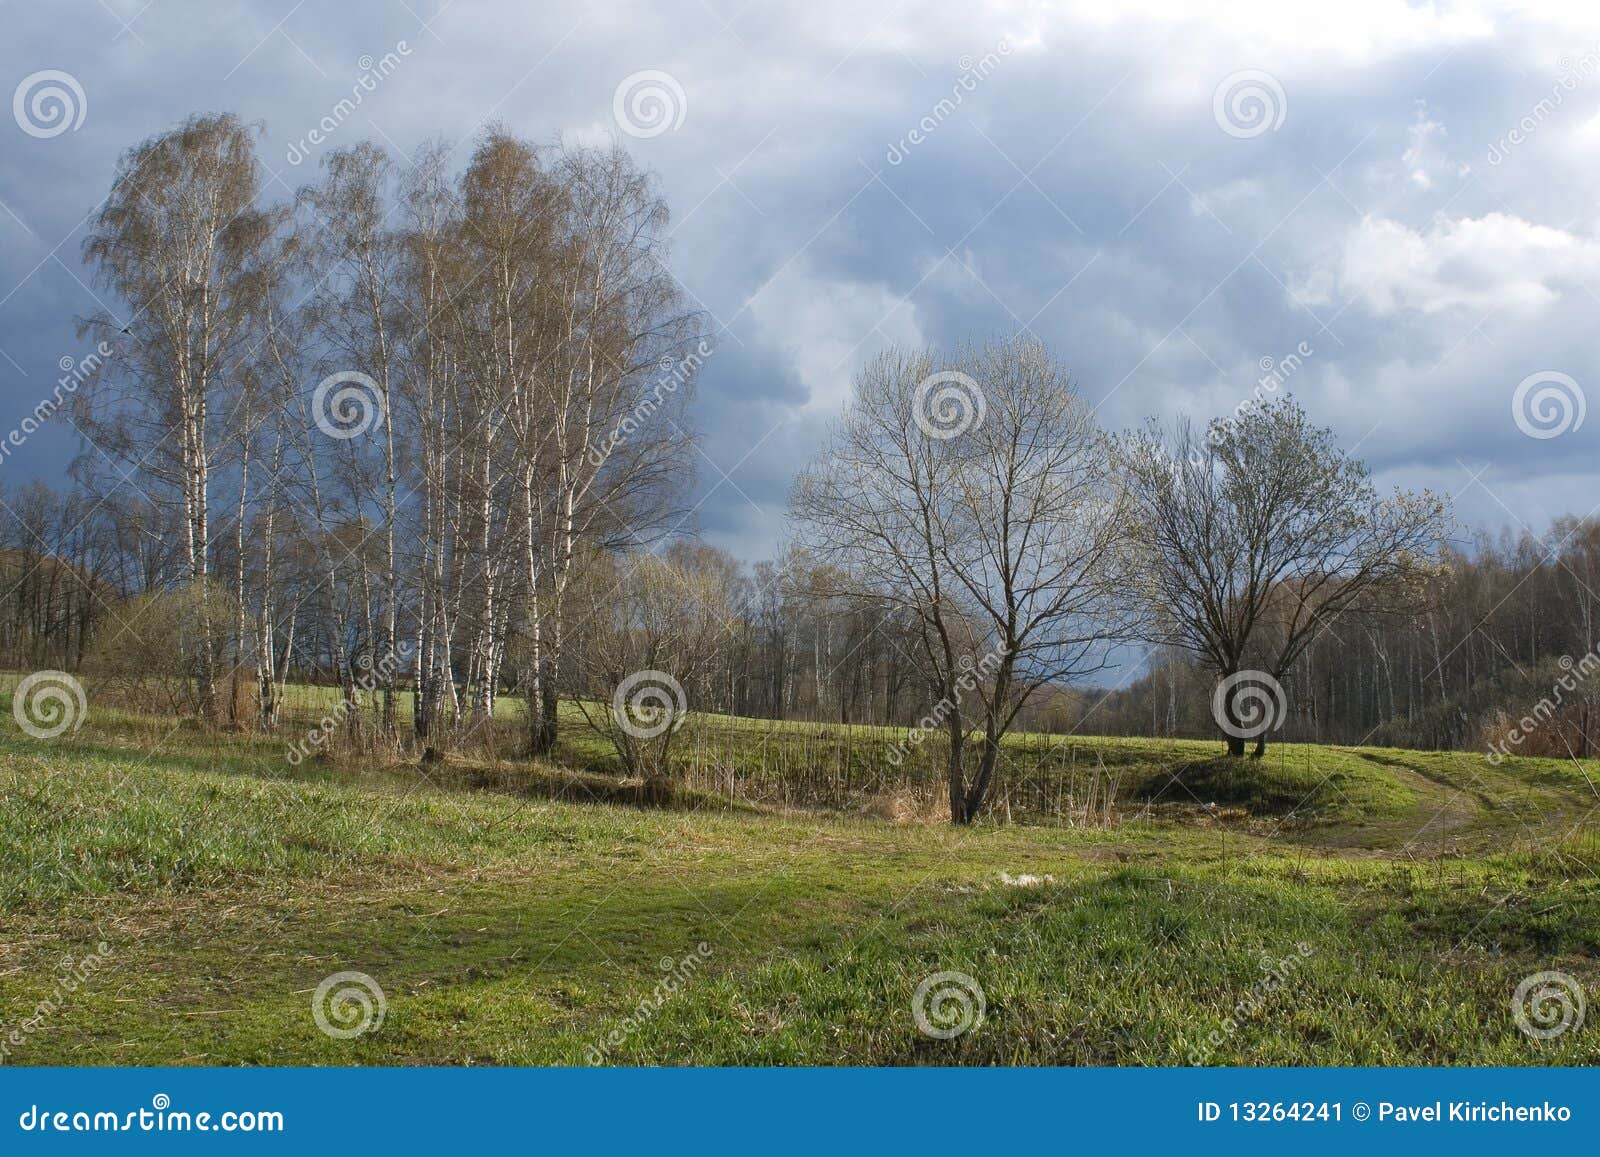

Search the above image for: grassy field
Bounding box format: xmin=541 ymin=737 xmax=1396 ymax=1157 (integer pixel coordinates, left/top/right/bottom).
xmin=2 ymin=681 xmax=1599 ymax=1065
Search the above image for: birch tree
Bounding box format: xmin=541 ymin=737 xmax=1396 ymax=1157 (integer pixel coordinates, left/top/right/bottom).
xmin=529 ymin=142 xmax=701 ymax=753
xmin=79 ymin=113 xmax=283 ymax=719
xmin=300 ymin=143 xmax=406 ymax=736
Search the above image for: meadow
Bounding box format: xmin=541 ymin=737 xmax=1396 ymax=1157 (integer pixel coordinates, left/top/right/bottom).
xmin=2 ymin=679 xmax=1598 ymax=1065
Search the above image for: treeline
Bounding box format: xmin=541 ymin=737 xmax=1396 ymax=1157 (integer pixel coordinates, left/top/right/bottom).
xmin=7 ymin=469 xmax=1595 ymax=761
xmin=1089 ymin=518 xmax=1600 ymax=756
xmin=0 ymin=476 xmax=927 ymax=725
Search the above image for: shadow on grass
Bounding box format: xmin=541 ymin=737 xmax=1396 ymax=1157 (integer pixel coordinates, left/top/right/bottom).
xmin=1132 ymin=754 xmax=1314 ymax=816
xmin=420 ymin=759 xmax=756 ymax=814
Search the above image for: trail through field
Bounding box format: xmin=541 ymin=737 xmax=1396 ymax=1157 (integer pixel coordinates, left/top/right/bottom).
xmin=1351 ymin=752 xmax=1479 ymax=853
xmin=1292 ymin=748 xmax=1593 ymax=857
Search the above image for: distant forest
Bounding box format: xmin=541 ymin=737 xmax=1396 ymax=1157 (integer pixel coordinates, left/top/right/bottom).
xmin=2 ymin=470 xmax=1594 ymax=758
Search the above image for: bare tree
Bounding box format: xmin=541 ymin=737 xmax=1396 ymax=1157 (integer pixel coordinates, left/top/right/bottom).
xmin=395 ymin=139 xmax=463 ymax=744
xmin=1119 ymin=396 xmax=1452 ymax=756
xmin=447 ymin=131 xmax=565 ymax=737
xmin=568 ymin=550 xmax=723 ymax=798
xmin=938 ymin=339 xmax=1139 ymax=816
xmin=792 ymin=338 xmax=1132 ymax=823
xmin=532 ymin=141 xmax=702 ymax=753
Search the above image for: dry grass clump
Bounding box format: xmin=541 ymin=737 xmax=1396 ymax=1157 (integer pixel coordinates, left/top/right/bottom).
xmin=860 ymin=786 xmax=949 ymax=824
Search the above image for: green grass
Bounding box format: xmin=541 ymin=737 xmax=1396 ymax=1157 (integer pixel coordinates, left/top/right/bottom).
xmin=1 ymin=684 xmax=1598 ymax=1066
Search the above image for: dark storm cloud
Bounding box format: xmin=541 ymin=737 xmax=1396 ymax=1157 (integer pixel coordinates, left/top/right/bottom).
xmin=1 ymin=0 xmax=1597 ymax=559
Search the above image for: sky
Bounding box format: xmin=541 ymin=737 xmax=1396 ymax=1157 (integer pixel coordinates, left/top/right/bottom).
xmin=1 ymin=0 xmax=1598 ymax=563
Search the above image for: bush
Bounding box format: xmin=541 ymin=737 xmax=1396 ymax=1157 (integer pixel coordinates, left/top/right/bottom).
xmin=81 ymin=581 xmax=239 ymax=718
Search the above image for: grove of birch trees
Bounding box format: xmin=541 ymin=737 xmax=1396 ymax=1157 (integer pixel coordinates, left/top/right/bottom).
xmin=70 ymin=113 xmax=702 ymax=752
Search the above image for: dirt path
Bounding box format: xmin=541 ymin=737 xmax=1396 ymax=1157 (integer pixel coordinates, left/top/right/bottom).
xmin=1298 ymin=749 xmax=1595 ymax=858
xmin=1289 ymin=752 xmax=1481 ymax=856
xmin=1369 ymin=755 xmax=1480 ymax=851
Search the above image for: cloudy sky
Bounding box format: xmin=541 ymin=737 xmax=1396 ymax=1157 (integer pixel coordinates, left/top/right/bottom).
xmin=2 ymin=0 xmax=1597 ymax=561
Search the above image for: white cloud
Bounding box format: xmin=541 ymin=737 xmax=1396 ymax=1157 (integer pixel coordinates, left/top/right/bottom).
xmin=745 ymin=258 xmax=926 ymax=416
xmin=1304 ymin=212 xmax=1600 ymax=316
xmin=1402 ymin=101 xmax=1461 ymax=189
xmin=1046 ymin=0 xmax=1495 ymax=66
